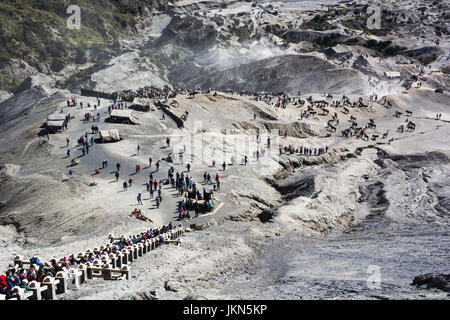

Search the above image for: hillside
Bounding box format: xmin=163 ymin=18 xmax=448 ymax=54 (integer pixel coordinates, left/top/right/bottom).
xmin=0 ymin=0 xmax=449 ymax=301
xmin=0 ymin=0 xmax=172 ymax=92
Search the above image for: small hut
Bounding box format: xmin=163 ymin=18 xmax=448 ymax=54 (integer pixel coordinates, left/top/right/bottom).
xmin=108 ymin=110 xmax=140 ymax=124
xmin=129 ymin=97 xmax=153 ymax=112
xmin=384 ymin=71 xmax=401 ymax=79
xmin=46 ymin=112 xmax=67 ymax=132
xmin=99 ymin=129 xmax=122 ymax=143
xmin=46 ymin=120 xmax=64 ymax=131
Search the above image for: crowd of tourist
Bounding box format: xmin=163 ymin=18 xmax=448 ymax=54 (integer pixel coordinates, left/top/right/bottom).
xmin=1 ymin=223 xmax=182 ymax=299
xmin=281 ymin=144 xmax=329 ymax=156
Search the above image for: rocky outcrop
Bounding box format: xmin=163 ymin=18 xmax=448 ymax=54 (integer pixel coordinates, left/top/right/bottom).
xmin=404 ymin=46 xmax=444 ymax=64
xmin=282 ymin=30 xmax=350 ymax=45
xmin=164 ymin=280 xmax=180 ymax=292
xmin=352 ymin=55 xmax=378 ymax=77
xmin=156 ymin=15 xmax=218 ymax=51
xmin=412 ymin=273 xmax=450 ymax=292
xmin=183 ymin=294 xmax=208 ymax=300
xmin=132 ymin=291 xmax=158 ymax=300
xmin=322 ymin=47 xmax=353 ymax=60
xmin=263 ymin=122 xmax=320 ymax=139
xmin=264 ymin=23 xmax=287 ymax=37
xmin=13 ymin=77 xmax=33 ymax=95
xmin=272 ymin=172 xmax=317 ymax=201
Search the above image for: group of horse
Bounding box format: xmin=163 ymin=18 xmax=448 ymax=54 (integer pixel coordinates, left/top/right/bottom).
xmin=301 ymin=94 xmax=419 ymax=144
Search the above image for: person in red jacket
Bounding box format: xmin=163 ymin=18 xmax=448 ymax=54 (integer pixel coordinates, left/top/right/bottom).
xmin=0 ymin=274 xmax=12 ymax=298
xmin=0 ymin=274 xmax=7 ymax=290
xmin=27 ymin=265 xmax=37 ymax=281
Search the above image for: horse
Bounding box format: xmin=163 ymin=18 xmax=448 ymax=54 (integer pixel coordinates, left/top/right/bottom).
xmin=407 ymin=121 xmax=416 ymax=131
xmin=342 ymin=129 xmax=348 ymax=138
xmin=187 ymin=91 xmax=197 ymax=99
xmin=326 ymin=123 xmax=337 ymax=132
